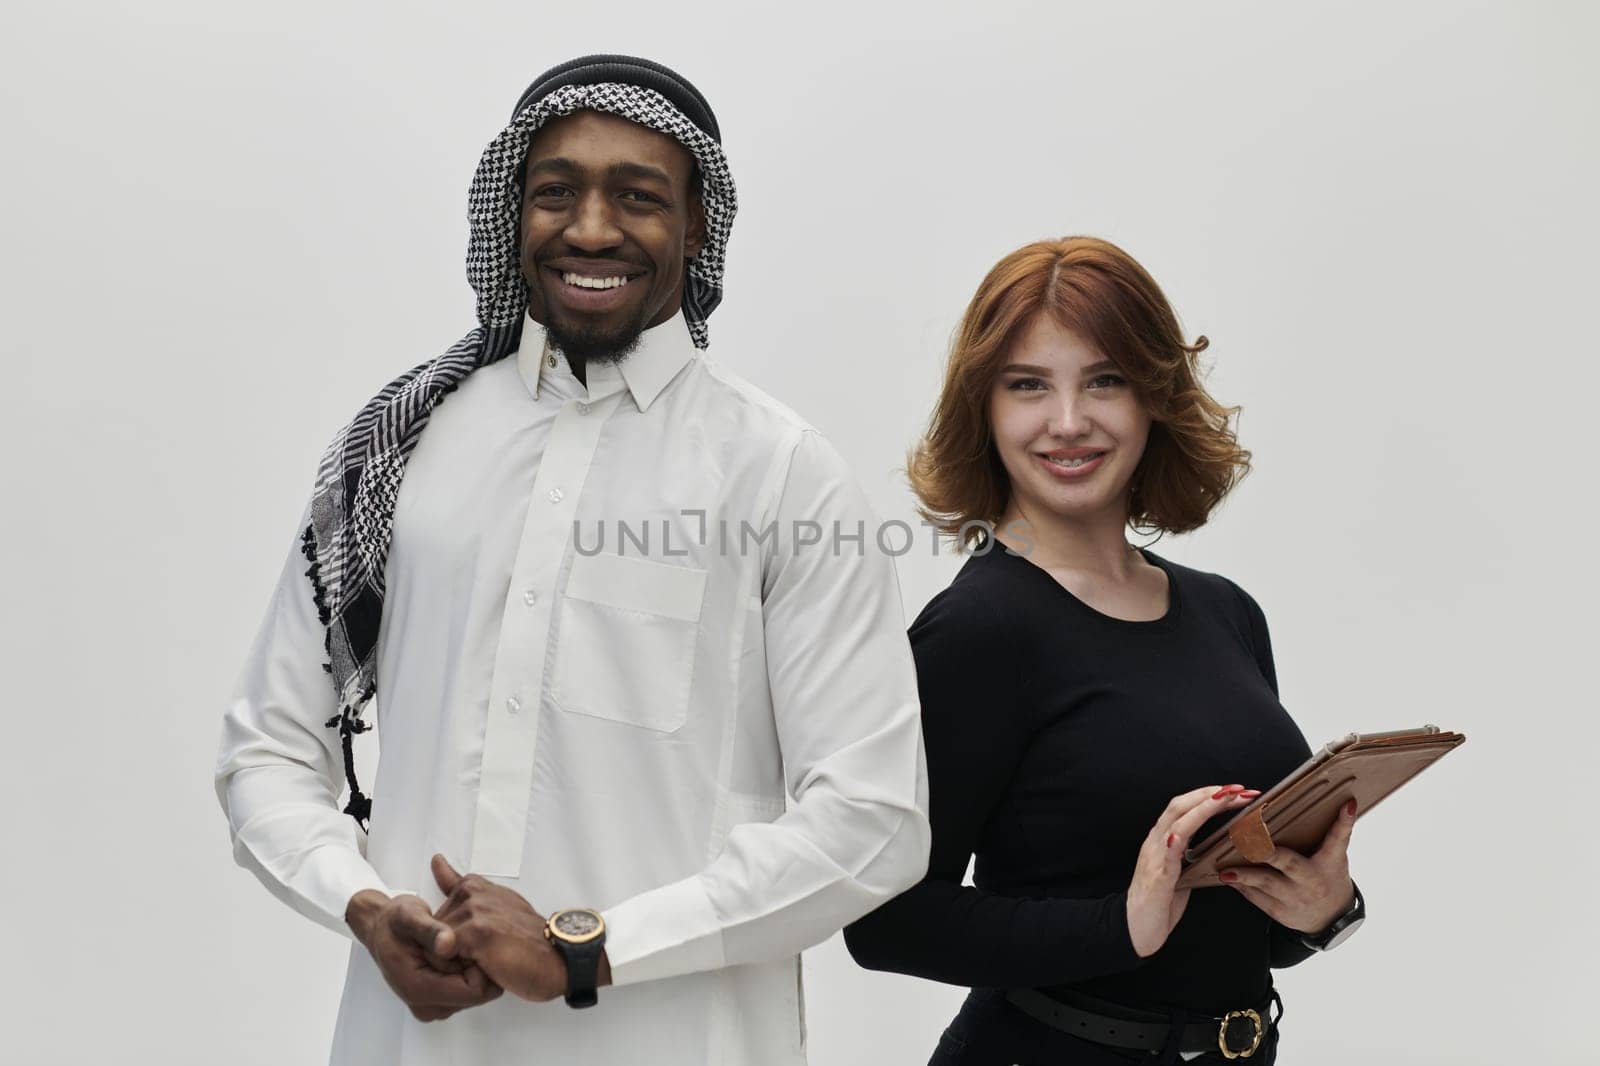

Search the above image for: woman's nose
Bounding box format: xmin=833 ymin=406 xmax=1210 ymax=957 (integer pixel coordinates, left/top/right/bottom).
xmin=1047 ymin=395 xmax=1091 ymax=439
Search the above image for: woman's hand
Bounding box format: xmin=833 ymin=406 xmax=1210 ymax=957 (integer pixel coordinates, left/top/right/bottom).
xmin=1219 ymin=797 xmax=1358 ymax=933
xmin=1127 ymin=784 xmax=1259 ymax=957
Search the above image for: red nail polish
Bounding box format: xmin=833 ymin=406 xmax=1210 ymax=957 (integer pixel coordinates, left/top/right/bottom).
xmin=1212 ymin=785 xmax=1244 ymax=799
xmin=1166 ymin=833 xmax=1175 ymax=848
xmin=1345 ymin=798 xmax=1358 ymax=816
xmin=1219 ymin=870 xmax=1239 ymax=883
xmin=1240 ymin=790 xmax=1261 ymax=799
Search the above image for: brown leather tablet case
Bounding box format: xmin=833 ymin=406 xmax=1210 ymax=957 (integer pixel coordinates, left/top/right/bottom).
xmin=1177 ymin=725 xmax=1466 ymax=889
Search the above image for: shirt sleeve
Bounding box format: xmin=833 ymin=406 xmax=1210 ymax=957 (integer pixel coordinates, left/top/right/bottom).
xmin=599 ymin=430 xmax=932 ymax=985
xmin=1232 ymin=580 xmax=1279 ymax=697
xmin=214 ymin=509 xmax=397 ymax=937
xmin=843 ymin=570 xmax=1144 ymax=987
xmin=1229 ymin=580 xmax=1321 ymax=969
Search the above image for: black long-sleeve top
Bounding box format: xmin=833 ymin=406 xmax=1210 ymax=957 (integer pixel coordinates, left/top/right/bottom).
xmin=845 ymin=539 xmax=1318 ymax=1014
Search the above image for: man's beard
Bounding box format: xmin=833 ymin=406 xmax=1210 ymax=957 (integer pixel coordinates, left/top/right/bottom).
xmin=544 ymin=309 xmax=649 ymax=368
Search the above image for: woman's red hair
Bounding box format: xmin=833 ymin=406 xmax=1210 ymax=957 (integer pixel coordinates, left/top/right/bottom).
xmin=910 ymin=236 xmax=1251 ymax=542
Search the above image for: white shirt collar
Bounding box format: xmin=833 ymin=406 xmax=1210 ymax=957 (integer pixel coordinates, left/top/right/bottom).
xmin=515 ymin=310 xmax=698 ymax=412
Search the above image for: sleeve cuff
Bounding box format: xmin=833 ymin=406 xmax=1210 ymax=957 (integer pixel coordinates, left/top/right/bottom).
xmin=601 ymin=874 xmax=726 ymax=986
xmin=291 ymin=843 xmax=397 ymax=938
xmin=1104 ymin=890 xmax=1148 ymax=971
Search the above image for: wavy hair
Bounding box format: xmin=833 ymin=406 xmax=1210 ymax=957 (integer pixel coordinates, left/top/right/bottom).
xmin=909 ymin=236 xmax=1251 ymax=542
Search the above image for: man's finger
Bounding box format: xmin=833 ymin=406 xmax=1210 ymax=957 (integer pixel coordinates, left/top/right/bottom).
xmin=422 ymin=945 xmax=466 ymax=974
xmin=461 ymin=964 xmax=504 ymax=1002
xmin=392 ymin=897 xmax=454 ymax=957
xmin=401 ymin=960 xmax=501 ymax=1009
xmin=409 ymin=1005 xmax=454 ymax=1023
xmin=434 ymin=890 xmax=471 ymax=928
xmin=432 ymin=854 xmax=465 ymax=896
xmin=1313 ymin=798 xmax=1358 ymax=862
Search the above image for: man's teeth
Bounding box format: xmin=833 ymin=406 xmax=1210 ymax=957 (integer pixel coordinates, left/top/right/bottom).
xmin=1044 ymin=453 xmax=1102 ymax=468
xmin=562 ymin=273 xmax=633 ymax=290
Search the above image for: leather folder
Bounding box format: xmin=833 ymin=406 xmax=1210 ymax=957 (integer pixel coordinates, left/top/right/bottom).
xmin=1177 ymin=725 xmax=1466 ymax=889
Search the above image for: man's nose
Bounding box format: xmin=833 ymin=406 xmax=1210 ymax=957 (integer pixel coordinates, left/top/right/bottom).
xmin=563 ymin=191 xmax=624 ymax=252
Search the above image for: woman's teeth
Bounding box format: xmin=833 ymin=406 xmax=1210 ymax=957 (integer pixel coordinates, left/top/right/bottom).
xmin=562 ymin=273 xmax=633 ymax=290
xmin=1044 ymin=453 xmax=1102 ymax=468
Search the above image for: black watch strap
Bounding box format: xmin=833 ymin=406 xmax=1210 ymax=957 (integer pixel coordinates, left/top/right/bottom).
xmin=1302 ymin=880 xmax=1365 ymax=951
xmin=556 ymin=937 xmax=603 ymax=1008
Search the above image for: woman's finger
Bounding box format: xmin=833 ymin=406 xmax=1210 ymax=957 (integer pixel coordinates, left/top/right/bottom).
xmin=1228 ymin=883 xmax=1287 ymax=923
xmin=1165 ymin=789 xmax=1254 ymax=849
xmin=1154 ymin=785 xmax=1236 ymax=837
xmin=1312 ymin=798 xmax=1359 ymax=862
xmin=1217 ymin=864 xmax=1291 ymax=900
xmin=1258 ymin=846 xmax=1311 ymax=881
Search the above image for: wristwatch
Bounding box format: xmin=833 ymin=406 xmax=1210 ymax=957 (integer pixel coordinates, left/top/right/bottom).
xmin=545 ymin=908 xmax=607 ymax=1008
xmin=1301 ymin=881 xmax=1365 ymax=952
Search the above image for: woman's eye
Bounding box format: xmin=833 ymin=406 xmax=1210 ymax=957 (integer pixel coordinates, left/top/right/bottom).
xmin=1006 ymin=377 xmax=1046 ymax=392
xmin=1087 ymin=373 xmax=1127 ymax=390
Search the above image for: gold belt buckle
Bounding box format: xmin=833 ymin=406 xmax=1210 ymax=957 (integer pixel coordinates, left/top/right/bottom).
xmin=1218 ymin=1008 xmax=1264 ymax=1059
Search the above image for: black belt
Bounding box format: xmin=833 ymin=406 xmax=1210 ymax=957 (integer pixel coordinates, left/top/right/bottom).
xmin=1006 ymin=986 xmax=1279 ymax=1060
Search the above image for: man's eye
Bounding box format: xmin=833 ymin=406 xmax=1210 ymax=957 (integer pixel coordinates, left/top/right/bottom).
xmin=621 ymin=190 xmax=664 ymax=204
xmin=1006 ymin=377 xmax=1046 ymax=391
xmin=531 ymin=185 xmax=573 ymax=200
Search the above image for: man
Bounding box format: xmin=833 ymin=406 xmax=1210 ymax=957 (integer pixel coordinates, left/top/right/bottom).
xmin=216 ymin=55 xmax=930 ymax=1065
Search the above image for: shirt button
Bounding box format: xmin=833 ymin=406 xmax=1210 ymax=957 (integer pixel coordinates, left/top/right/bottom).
xmin=523 ymin=589 xmax=538 ymax=606
xmin=577 ymin=402 xmax=591 ymax=416
xmin=506 ymin=696 xmax=521 ymax=714
xmin=546 ymin=353 xmax=557 ymax=368
xmin=548 ymin=488 xmax=563 ymax=503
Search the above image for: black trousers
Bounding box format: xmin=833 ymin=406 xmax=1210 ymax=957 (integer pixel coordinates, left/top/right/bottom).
xmin=926 ymin=989 xmax=1280 ymax=1066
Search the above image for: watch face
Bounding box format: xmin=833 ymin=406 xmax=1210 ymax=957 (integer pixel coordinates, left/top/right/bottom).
xmin=552 ymin=909 xmax=604 ymax=943
xmin=1322 ymin=915 xmax=1364 ymax=951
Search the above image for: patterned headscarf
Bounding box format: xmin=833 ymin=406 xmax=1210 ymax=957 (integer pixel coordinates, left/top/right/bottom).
xmin=300 ymin=57 xmax=737 ymax=826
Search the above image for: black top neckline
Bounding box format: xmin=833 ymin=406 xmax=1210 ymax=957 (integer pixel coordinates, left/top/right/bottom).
xmin=974 ymin=534 xmax=1183 ymax=632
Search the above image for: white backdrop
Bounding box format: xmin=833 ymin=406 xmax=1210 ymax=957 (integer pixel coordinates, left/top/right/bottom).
xmin=3 ymin=1 xmax=1595 ymax=1063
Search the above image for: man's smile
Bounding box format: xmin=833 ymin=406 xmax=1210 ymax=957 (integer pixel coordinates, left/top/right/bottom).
xmin=541 ymin=260 xmax=648 ymax=313
xmin=560 ymin=273 xmax=634 ymax=289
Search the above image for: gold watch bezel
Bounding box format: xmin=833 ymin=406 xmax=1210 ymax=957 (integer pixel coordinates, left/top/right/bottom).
xmin=545 ymin=907 xmax=607 ymax=946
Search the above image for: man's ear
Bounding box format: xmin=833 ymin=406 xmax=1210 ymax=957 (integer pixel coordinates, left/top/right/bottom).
xmin=685 ymin=191 xmax=707 ymax=260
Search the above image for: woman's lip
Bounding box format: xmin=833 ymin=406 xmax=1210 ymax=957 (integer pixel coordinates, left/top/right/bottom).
xmin=1034 ymin=451 xmax=1107 ymax=479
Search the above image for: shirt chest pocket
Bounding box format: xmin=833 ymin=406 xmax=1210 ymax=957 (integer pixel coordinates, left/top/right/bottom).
xmin=551 ymin=553 xmax=708 ymax=733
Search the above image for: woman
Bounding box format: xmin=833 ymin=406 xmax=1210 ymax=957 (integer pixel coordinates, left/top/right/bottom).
xmin=844 ymin=237 xmax=1363 ymax=1064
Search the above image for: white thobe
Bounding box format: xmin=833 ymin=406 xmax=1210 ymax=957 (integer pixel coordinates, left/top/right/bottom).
xmin=215 ymin=312 xmax=930 ymax=1065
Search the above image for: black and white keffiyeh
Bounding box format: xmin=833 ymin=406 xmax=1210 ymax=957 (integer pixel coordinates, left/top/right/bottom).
xmin=300 ymin=65 xmax=737 ymax=826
